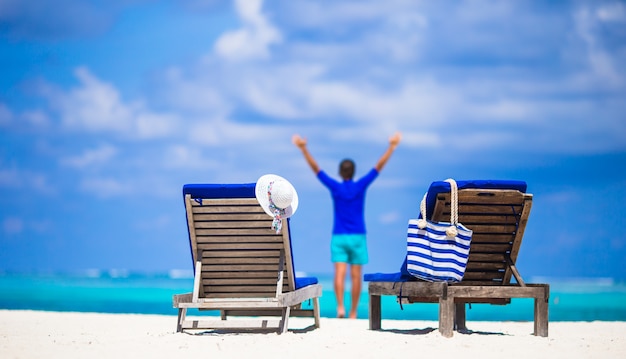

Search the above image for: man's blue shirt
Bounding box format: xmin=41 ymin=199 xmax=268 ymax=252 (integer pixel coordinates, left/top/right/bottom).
xmin=317 ymin=168 xmax=379 ymax=234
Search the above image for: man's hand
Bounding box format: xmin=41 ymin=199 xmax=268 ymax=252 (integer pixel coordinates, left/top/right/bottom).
xmin=292 ymin=134 xmax=307 ymax=149
xmin=375 ymin=131 xmax=402 ymax=172
xmin=389 ymin=132 xmax=402 ymax=147
xmin=292 ymin=133 xmax=320 ymax=173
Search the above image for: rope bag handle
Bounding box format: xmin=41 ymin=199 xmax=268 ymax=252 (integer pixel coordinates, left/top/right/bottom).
xmin=416 ymin=178 xmax=459 ymax=237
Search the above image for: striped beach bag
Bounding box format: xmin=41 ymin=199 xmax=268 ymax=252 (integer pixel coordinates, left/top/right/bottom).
xmin=406 ymin=179 xmax=473 ymax=282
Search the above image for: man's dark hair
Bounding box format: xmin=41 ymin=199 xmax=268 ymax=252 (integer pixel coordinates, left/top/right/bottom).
xmin=339 ymin=159 xmax=355 ymax=180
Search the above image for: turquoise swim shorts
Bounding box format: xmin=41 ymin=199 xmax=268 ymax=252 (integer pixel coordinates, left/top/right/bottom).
xmin=331 ymin=234 xmax=368 ymax=265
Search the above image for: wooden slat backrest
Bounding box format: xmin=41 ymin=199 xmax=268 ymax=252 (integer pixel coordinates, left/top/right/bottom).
xmin=430 ymin=189 xmax=533 ymax=286
xmin=184 ymin=195 xmax=296 ymax=298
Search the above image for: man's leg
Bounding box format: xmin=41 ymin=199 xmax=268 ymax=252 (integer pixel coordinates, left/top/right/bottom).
xmin=349 ymin=264 xmax=362 ymax=319
xmin=334 ymin=262 xmax=347 ymax=318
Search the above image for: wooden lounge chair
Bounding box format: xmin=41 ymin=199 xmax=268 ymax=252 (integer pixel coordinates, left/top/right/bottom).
xmin=365 ymin=180 xmax=549 ymax=337
xmin=173 ymin=183 xmax=322 ymax=334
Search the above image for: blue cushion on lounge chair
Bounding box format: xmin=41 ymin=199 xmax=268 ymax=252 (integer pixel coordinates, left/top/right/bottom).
xmin=295 ymin=277 xmax=319 ymax=289
xmin=183 ymin=183 xmax=256 ymax=199
xmin=364 ymin=180 xmax=528 ymax=283
xmin=364 ymin=272 xmax=410 ymax=282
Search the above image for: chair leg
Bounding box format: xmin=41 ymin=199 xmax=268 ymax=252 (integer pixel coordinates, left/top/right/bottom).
xmin=534 ymin=296 xmax=549 ymax=337
xmin=454 ymin=303 xmax=467 ymax=332
xmin=279 ymin=306 xmax=291 ymax=334
xmin=176 ymin=308 xmax=187 ymax=333
xmin=369 ymin=294 xmax=382 ymax=330
xmin=313 ymin=297 xmax=321 ymax=328
xmin=439 ymin=296 xmax=454 ymax=338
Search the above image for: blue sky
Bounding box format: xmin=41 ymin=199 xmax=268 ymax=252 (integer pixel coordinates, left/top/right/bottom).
xmin=1 ymin=0 xmax=625 ymax=280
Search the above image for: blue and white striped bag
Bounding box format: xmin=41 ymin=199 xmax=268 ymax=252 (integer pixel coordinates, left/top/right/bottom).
xmin=406 ymin=179 xmax=473 ymax=282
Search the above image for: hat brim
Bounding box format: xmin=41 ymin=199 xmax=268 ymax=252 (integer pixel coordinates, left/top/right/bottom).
xmin=255 ymin=174 xmax=299 ymax=219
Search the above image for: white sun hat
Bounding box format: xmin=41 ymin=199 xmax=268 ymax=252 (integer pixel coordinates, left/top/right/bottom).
xmin=255 ymin=174 xmax=299 ymax=233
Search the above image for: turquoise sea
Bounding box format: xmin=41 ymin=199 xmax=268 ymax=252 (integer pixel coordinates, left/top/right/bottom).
xmin=1 ymin=271 xmax=625 ymax=322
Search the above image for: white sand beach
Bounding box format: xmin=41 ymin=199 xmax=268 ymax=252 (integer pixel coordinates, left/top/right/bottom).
xmin=1 ymin=310 xmax=624 ymax=359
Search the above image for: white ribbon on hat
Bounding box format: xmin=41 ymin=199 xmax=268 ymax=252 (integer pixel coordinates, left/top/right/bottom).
xmin=267 ymin=181 xmax=286 ymax=234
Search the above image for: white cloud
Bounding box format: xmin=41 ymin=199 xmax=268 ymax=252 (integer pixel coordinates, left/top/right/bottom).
xmin=596 ymin=2 xmax=626 ymax=22
xmin=8 ymin=0 xmax=626 ymax=201
xmin=50 ymin=67 xmax=180 ymax=140
xmin=214 ymin=0 xmax=282 ymax=61
xmin=21 ymin=110 xmax=50 ymax=127
xmin=308 ymin=80 xmax=456 ymax=125
xmin=240 ymin=66 xmax=317 ymax=119
xmin=225 ymin=66 xmax=459 ymax=127
xmin=448 ymin=132 xmax=519 ymax=152
xmin=187 ymin=117 xmax=285 ymax=147
xmin=465 ymin=99 xmax=532 ymax=122
xmin=159 ymin=66 xmax=230 ymax=114
xmin=367 ymin=12 xmax=428 ymax=63
xmin=1 ymin=216 xmax=53 ymax=236
xmin=0 ymin=104 xmax=51 ymax=129
xmin=378 ymin=210 xmax=401 ymax=225
xmin=135 ymin=112 xmax=179 ymax=139
xmin=58 ymin=66 xmax=135 ymax=131
xmin=79 ymin=177 xmax=131 ymax=198
xmin=574 ymin=5 xmax=624 ymax=87
xmin=279 ymin=1 xmax=406 ymax=29
xmin=395 ymin=131 xmax=441 ymax=149
xmin=0 ymin=166 xmax=54 ymax=194
xmin=163 ymin=145 xmax=220 ymax=170
xmin=147 ymin=1 xmax=625 ymax=159
xmin=542 ymin=190 xmax=581 ymax=205
xmin=60 ymin=144 xmax=118 ymax=169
